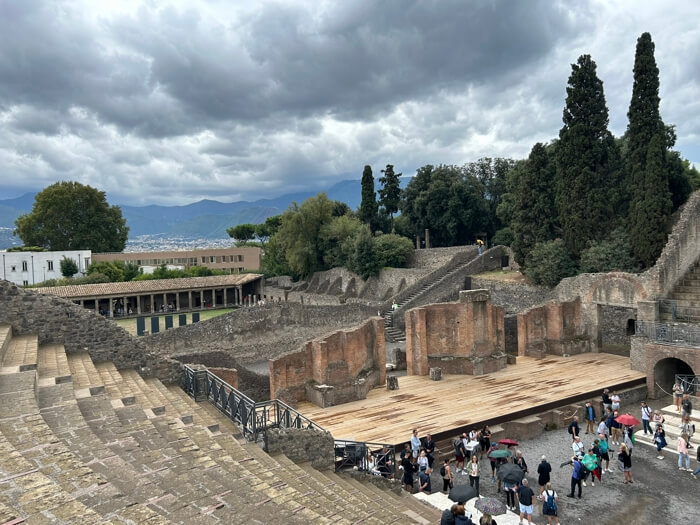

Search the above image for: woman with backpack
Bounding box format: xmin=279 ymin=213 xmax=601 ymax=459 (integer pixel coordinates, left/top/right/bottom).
xmin=541 ymin=482 xmax=559 ymax=525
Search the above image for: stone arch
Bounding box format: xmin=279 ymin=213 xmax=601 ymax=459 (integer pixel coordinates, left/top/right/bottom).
xmin=586 ymin=273 xmax=648 ymax=307
xmin=651 ymin=356 xmax=695 ymax=398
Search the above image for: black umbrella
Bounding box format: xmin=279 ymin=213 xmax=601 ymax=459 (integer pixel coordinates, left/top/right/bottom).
xmin=497 ymin=463 xmax=525 ymax=484
xmin=448 ymin=484 xmax=478 ymax=503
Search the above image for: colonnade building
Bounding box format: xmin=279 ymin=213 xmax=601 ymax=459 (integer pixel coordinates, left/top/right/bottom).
xmin=34 ymin=274 xmax=264 ymax=317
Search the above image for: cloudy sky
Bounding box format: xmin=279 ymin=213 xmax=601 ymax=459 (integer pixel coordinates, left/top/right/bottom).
xmin=0 ymin=0 xmax=698 ymax=206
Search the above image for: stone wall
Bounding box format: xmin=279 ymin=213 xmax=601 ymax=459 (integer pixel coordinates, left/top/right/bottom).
xmin=517 ymin=297 xmax=594 ymax=357
xmin=0 ymin=280 xmax=182 ymax=383
xmin=143 ymin=302 xmax=377 ymax=365
xmin=407 ymin=245 xmax=479 ymax=269
xmin=630 ymin=337 xmax=700 ymax=398
xmin=266 ymin=428 xmax=335 ymax=470
xmin=405 ymin=290 xmax=506 ymax=376
xmin=600 ymin=305 xmax=636 ymax=349
xmin=269 ymin=318 xmax=386 ymax=407
xmin=209 ymin=367 xmax=239 ymax=390
xmin=469 ymin=277 xmax=552 ymax=315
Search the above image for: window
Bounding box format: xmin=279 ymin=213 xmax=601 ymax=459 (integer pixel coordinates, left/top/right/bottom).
xmin=22 ymin=261 xmax=28 ymax=272
xmin=201 ymin=256 xmax=206 ymax=263
xmin=84 ymin=257 xmax=90 ymax=267
xmin=210 ymin=256 xmax=215 ymax=263
xmin=239 ymin=255 xmax=244 ymax=262
xmin=47 ymin=260 xmax=54 ymax=271
xmin=23 ymin=280 xmax=28 ymax=287
xmin=10 ymin=265 xmax=16 ymax=272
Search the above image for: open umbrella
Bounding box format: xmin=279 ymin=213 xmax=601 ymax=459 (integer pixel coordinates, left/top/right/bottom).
xmin=448 ymin=485 xmax=478 ymax=503
xmin=488 ymin=449 xmax=513 ymax=459
xmin=497 ymin=463 xmax=525 ymax=484
xmin=474 ymin=497 xmax=507 ymax=516
xmin=498 ymin=438 xmax=518 ymax=446
xmin=615 ymin=414 xmax=640 ymax=426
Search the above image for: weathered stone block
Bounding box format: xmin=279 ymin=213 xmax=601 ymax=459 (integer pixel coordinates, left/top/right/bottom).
xmin=386 ymin=376 xmax=399 ymax=390
xmin=429 ymin=367 xmax=442 ymax=381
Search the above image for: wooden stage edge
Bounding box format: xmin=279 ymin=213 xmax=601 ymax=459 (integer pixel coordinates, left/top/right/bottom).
xmin=296 ymin=354 xmax=647 ymax=448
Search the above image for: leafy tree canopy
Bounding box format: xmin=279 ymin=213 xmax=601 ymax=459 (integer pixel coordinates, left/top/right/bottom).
xmin=227 ymin=223 xmax=256 ymax=245
xmin=60 ymin=257 xmax=79 ymax=278
xmin=524 ymin=239 xmax=578 ymax=287
xmin=14 ymin=181 xmax=129 ymax=252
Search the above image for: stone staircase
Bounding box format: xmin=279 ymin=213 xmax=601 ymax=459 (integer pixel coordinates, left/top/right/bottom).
xmin=661 ymin=259 xmax=700 ymax=322
xmin=0 ymin=323 xmax=440 ymax=524
xmin=631 ymin=399 xmax=700 ymax=457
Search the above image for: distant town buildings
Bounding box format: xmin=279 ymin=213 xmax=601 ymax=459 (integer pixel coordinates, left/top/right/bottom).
xmin=93 ymin=246 xmax=261 ymax=273
xmin=1 ymin=250 xmax=91 ymax=286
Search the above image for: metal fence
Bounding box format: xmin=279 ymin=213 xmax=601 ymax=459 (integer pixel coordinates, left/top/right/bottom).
xmin=635 ymin=320 xmax=700 ymax=348
xmin=334 ymin=439 xmax=396 ymax=478
xmin=183 ymin=365 xmax=324 ymax=449
xmin=676 ymin=374 xmax=699 ymax=395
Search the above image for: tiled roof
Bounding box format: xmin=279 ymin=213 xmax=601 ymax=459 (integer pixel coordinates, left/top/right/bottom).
xmin=33 ymin=274 xmax=262 ymax=298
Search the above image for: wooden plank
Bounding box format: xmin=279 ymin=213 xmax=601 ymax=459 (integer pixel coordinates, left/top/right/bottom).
xmin=297 ymin=354 xmax=646 ymax=445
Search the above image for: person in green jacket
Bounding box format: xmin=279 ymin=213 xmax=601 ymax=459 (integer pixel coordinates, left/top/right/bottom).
xmin=582 ymin=448 xmax=600 ymax=487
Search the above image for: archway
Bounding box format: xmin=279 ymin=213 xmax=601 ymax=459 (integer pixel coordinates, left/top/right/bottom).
xmin=653 ymin=358 xmax=695 ymax=397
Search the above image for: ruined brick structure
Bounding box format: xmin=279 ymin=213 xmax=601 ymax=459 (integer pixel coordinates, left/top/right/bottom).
xmin=269 ymin=317 xmax=386 ymax=407
xmin=404 ymin=289 xmax=506 ymax=376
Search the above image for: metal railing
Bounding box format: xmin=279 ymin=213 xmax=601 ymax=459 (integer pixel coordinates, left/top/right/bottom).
xmin=659 ymin=299 xmax=700 ymax=323
xmin=334 ymin=439 xmax=396 ymax=478
xmin=635 ymin=320 xmax=700 ymax=348
xmin=183 ymin=365 xmax=324 ymax=449
xmin=676 ymin=374 xmax=699 ymax=395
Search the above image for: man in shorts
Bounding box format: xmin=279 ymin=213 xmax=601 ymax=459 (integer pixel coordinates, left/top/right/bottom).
xmin=517 ymin=478 xmax=535 ymax=525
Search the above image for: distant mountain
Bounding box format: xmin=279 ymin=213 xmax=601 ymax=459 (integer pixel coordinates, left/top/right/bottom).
xmin=0 ymin=179 xmax=378 ymax=245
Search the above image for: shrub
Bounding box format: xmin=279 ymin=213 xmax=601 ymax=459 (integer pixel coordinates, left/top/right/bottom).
xmin=373 ymin=233 xmax=414 ymax=268
xmin=492 ymin=227 xmax=514 ymax=247
xmin=580 ymin=228 xmax=638 ymax=273
xmin=524 ymin=239 xmax=578 ymax=287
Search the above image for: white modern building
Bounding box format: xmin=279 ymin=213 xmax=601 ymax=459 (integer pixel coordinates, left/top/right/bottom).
xmin=1 ymin=250 xmax=91 ymax=287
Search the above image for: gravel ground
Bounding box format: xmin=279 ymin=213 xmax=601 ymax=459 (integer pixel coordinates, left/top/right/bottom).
xmin=423 ymin=423 xmax=700 ymax=524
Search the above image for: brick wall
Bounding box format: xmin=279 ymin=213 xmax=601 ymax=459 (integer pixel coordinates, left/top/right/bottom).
xmin=269 ymin=318 xmax=386 ymax=407
xmin=405 ymin=290 xmax=506 ymax=376
xmin=630 ymin=338 xmax=700 ymax=398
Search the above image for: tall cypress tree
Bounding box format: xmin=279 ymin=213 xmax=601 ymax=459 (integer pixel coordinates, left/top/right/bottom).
xmin=512 ymin=143 xmax=558 ymax=266
xmin=358 ymin=165 xmax=378 ymax=231
xmin=628 ymin=133 xmax=672 ymax=267
xmin=379 ymin=164 xmax=401 ymax=233
xmin=555 ymin=54 xmax=620 ymax=257
xmin=625 ymin=32 xmax=674 ymax=265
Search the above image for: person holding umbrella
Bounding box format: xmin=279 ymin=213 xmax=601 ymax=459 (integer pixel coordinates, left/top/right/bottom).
xmin=498 ymin=460 xmax=524 ymax=511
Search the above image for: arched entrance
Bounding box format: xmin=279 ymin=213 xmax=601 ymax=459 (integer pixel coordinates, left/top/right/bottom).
xmin=653 ymin=358 xmax=695 ymax=397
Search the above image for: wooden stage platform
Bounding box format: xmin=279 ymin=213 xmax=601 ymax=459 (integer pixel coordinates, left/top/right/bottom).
xmin=297 ymin=354 xmax=646 ymax=446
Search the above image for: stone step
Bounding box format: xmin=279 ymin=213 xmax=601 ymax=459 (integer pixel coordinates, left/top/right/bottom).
xmin=37 ymin=343 xmax=72 ymax=387
xmin=0 ymin=334 xmax=38 ymax=373
xmin=66 ymin=352 xmax=105 ymax=398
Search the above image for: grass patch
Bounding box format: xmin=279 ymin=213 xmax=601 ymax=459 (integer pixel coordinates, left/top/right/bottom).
xmin=473 ymin=269 xmax=531 ymax=284
xmin=113 ymin=308 xmax=235 ymax=336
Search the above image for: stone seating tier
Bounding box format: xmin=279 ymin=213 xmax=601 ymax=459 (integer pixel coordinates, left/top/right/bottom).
xmin=0 ymin=323 xmax=440 ymax=524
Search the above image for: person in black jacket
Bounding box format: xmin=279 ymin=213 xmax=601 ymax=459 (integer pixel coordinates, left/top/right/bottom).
xmin=424 ymin=433 xmax=436 ymax=468
xmin=537 ymin=455 xmax=552 ymax=500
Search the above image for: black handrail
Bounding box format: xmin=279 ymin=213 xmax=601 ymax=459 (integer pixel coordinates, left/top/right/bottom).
xmin=334 ymin=439 xmax=396 ymax=478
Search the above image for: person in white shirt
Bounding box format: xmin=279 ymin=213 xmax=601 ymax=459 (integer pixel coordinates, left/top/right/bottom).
xmin=641 ymin=401 xmax=652 ymax=435
xmin=572 ymin=435 xmax=585 ymax=461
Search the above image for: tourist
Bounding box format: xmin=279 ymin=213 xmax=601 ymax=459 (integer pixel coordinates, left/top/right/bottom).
xmin=681 ymin=394 xmax=693 ymax=417
xmin=401 ymin=452 xmax=417 ymax=493
xmin=567 ymin=415 xmax=580 ymax=441
xmin=572 ymin=435 xmax=585 ymax=460
xmin=400 ymin=443 xmax=411 ymax=461
xmin=479 ymin=514 xmax=497 ymax=525
xmin=467 ymin=453 xmax=480 ymax=495
xmin=481 ymin=425 xmax=492 ymax=460
xmin=454 ymin=434 xmax=467 ymax=472
xmin=454 ymin=505 xmax=475 ymax=525
xmin=514 ymin=450 xmax=528 ymax=474
xmin=597 ymin=415 xmax=609 ymax=439
xmin=417 ymin=450 xmax=429 ymax=473
xmin=584 ymin=401 xmax=596 ymax=434
xmin=623 ymin=425 xmax=635 ymax=457
xmin=654 ymin=424 xmax=667 ymax=459
xmin=536 ymin=455 xmax=551 ymax=500
xmin=597 ymin=434 xmax=612 ymax=473
xmin=418 ymin=467 xmax=432 ymax=493
xmin=582 ymin=447 xmax=600 ymax=487
xmin=517 ymin=478 xmax=535 ymax=525
xmin=488 ymin=443 xmax=498 ymax=482
xmin=641 ymin=401 xmax=652 ymax=435
xmin=441 ymin=504 xmax=458 ymax=525
xmin=566 ymin=456 xmax=584 ymax=499
xmin=610 ymin=410 xmax=622 ymax=445
xmin=652 ymin=409 xmax=665 ymax=428
xmin=541 ymin=482 xmax=559 ymax=525
xmin=424 ymin=433 xmax=436 ymax=468
xmin=678 ymin=433 xmax=691 ymax=471
xmin=410 ymin=429 xmax=421 ymax=458
xmin=681 ymin=415 xmax=695 ymax=447
xmin=618 ymin=443 xmax=632 ymax=483
xmin=502 ymin=463 xmax=518 ymax=511
xmin=601 ymin=388 xmax=612 ymax=413
xmin=692 ymin=444 xmax=700 ymax=479
xmin=462 ymin=432 xmax=472 ymax=465
xmin=610 ymin=390 xmax=621 ymax=412
xmin=673 ymin=380 xmax=684 ymax=413
xmin=441 ymin=459 xmax=454 ymax=493
xmin=376 ymin=446 xmax=393 ymax=478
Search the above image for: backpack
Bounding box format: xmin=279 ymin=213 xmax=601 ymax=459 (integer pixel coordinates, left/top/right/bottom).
xmin=440 ymin=465 xmax=446 ymax=477
xmin=567 ymin=424 xmax=573 ymax=435
xmin=544 ymin=491 xmax=557 ymax=513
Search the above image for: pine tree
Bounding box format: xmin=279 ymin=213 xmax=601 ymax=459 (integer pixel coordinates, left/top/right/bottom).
xmin=358 ymin=165 xmax=378 ymax=231
xmin=555 ymin=54 xmax=620 ymax=257
xmin=512 ymin=143 xmax=558 ymax=266
xmin=628 ymin=133 xmax=672 ymax=267
xmin=378 ymin=164 xmax=401 ymax=232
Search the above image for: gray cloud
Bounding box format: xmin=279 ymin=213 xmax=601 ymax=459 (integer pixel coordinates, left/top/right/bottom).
xmin=0 ymin=0 xmax=698 ymax=206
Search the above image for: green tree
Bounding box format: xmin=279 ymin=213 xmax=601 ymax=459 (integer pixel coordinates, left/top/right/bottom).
xmin=628 ymin=133 xmax=673 ymax=267
xmin=555 ymin=54 xmax=621 ymax=257
xmin=378 ymin=164 xmax=401 ymax=232
xmin=87 ymin=261 xmax=141 ymax=282
xmin=464 ymin=157 xmax=516 ymax=241
xmin=512 ymin=143 xmax=558 ymax=265
xmin=14 ymin=181 xmax=129 ymax=251
xmin=373 ymin=233 xmax=414 ymax=268
xmin=349 ymin=226 xmax=380 ymax=279
xmin=60 ymin=257 xmax=79 ymax=278
xmin=524 ymin=239 xmax=578 ymax=287
xmin=580 ymin=227 xmax=637 ymax=273
xmin=261 ymin=235 xmax=291 ymax=276
xmin=253 ymin=215 xmax=281 ymax=249
xmin=359 ymin=165 xmax=379 ymax=231
xmin=319 ymin=215 xmax=364 ymax=269
xmin=227 ymin=223 xmax=256 ymax=245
